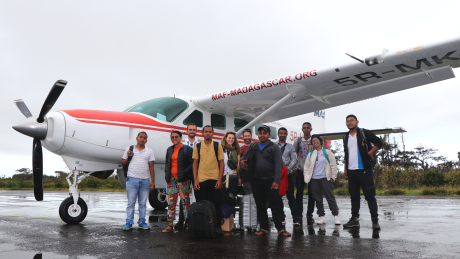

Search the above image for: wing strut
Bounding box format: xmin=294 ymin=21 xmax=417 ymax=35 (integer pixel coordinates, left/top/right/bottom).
xmin=236 ymin=84 xmax=306 ymax=138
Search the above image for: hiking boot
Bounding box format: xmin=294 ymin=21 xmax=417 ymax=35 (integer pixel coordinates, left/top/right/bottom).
xmin=306 ymin=215 xmax=315 ymax=225
xmin=138 ymin=221 xmax=150 ymax=230
xmin=316 ymin=216 xmax=326 ymax=224
xmin=343 ymin=217 xmax=360 ymax=228
xmin=371 ymin=218 xmax=380 ymax=230
xmin=122 ymin=223 xmax=133 ymax=231
xmin=175 ymin=221 xmax=184 ymax=230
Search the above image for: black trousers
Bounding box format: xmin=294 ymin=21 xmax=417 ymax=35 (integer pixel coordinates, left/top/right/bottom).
xmin=252 ymin=178 xmax=285 ymax=232
xmin=194 ymin=179 xmax=222 ymax=229
xmin=348 ymin=169 xmax=378 ymax=218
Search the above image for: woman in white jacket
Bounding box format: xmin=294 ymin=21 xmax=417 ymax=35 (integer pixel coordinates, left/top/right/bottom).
xmin=304 ymin=135 xmax=340 ymax=225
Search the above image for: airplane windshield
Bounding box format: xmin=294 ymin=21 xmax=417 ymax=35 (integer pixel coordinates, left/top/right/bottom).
xmin=124 ymin=97 xmax=189 ymax=122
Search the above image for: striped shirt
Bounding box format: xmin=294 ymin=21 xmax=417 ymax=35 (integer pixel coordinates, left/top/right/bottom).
xmin=122 ymin=146 xmax=155 ymax=179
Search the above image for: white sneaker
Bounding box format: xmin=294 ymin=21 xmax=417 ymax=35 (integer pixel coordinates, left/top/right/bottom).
xmin=317 ymin=216 xmax=326 ymax=224
xmin=334 ymin=216 xmax=341 ymax=225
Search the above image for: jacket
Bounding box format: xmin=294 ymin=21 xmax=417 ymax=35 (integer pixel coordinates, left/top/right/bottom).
xmin=303 ymin=148 xmax=338 ymax=183
xmin=241 ymin=141 xmax=283 ymax=184
xmin=274 ymin=141 xmax=297 ymax=173
xmin=343 ymin=128 xmax=383 ymax=171
xmin=164 ymin=145 xmax=193 ymax=182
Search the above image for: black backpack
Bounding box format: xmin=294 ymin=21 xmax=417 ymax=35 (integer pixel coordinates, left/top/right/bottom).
xmin=122 ymin=145 xmax=134 ymax=178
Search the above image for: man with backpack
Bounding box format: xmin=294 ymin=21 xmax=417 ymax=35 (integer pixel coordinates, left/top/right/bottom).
xmin=240 ymin=125 xmax=291 ymax=237
xmin=342 ymin=115 xmax=382 ymax=230
xmin=192 ymin=125 xmax=225 ymax=234
xmin=275 ymin=127 xmax=298 ymax=225
xmin=293 ymin=122 xmax=316 ymax=225
xmin=175 ymin=123 xmax=199 ymax=230
xmin=121 ymin=131 xmax=155 ymax=231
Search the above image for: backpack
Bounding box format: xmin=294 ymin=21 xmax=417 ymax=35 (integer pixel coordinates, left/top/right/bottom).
xmin=122 ymin=145 xmax=134 ymax=178
xmin=309 ymin=148 xmax=330 ymax=164
xmin=196 ymin=141 xmax=220 ymax=168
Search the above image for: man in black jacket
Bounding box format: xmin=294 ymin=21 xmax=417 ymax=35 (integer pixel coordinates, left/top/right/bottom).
xmin=342 ymin=115 xmax=382 ymax=230
xmin=240 ymin=125 xmax=291 ymax=237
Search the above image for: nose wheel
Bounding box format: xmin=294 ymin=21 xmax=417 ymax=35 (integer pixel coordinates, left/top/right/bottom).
xmin=59 ymin=196 xmax=88 ymax=224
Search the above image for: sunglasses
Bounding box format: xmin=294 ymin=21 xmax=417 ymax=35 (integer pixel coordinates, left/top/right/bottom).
xmin=170 ymin=136 xmax=181 ymax=139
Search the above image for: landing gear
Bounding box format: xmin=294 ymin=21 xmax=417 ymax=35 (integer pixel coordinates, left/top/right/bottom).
xmin=59 ymin=170 xmax=90 ymax=224
xmin=59 ymin=196 xmax=88 ymax=224
xmin=149 ymin=189 xmax=167 ymax=210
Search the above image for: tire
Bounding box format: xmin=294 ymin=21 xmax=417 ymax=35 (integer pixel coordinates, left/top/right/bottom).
xmin=148 ymin=189 xmax=167 ymax=210
xmin=59 ymin=196 xmax=88 ymax=224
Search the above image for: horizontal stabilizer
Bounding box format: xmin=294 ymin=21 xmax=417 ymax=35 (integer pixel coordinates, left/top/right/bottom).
xmin=317 ymin=127 xmax=406 ymax=141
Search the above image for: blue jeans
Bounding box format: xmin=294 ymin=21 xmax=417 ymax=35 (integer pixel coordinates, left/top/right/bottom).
xmin=126 ymin=177 xmax=150 ymax=224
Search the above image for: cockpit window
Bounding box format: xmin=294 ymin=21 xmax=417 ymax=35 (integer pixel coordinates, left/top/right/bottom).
xmin=124 ymin=97 xmax=189 ymax=122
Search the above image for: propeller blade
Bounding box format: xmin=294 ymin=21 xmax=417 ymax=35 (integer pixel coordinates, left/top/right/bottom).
xmin=37 ymin=80 xmax=67 ymax=123
xmin=14 ymin=99 xmax=33 ymax=118
xmin=32 ymin=138 xmax=44 ymax=201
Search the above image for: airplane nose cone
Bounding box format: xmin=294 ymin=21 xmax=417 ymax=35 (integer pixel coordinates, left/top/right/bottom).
xmin=12 ymin=117 xmax=48 ymax=140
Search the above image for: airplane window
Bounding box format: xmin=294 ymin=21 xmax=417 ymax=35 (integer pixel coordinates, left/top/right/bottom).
xmin=234 ymin=118 xmax=250 ymax=133
xmin=270 ymin=126 xmax=277 ymax=140
xmin=124 ymin=97 xmax=189 ymax=122
xmin=183 ymin=110 xmax=203 ymax=127
xmin=211 ymin=114 xmax=226 ymax=130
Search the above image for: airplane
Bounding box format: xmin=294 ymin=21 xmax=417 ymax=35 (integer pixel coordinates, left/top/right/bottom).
xmin=11 ymin=36 xmax=460 ymax=224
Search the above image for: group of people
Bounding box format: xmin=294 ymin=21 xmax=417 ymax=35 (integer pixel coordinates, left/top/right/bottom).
xmin=120 ymin=114 xmax=383 ymax=237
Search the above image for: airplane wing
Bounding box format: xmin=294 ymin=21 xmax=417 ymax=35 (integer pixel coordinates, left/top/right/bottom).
xmin=194 ymin=37 xmax=460 ymax=123
xmin=318 ymin=127 xmax=406 ymax=141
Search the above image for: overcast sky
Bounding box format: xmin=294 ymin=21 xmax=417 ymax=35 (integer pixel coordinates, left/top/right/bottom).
xmin=1 ymin=1 xmax=460 ymax=177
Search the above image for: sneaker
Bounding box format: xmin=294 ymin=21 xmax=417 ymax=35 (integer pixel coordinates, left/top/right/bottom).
xmin=175 ymin=221 xmax=184 ymax=230
xmin=371 ymin=218 xmax=380 ymax=230
xmin=138 ymin=221 xmax=151 ymax=230
xmin=343 ymin=217 xmax=359 ymax=228
xmin=293 ymin=218 xmax=301 ymax=226
xmin=306 ymin=215 xmax=315 ymax=225
xmin=334 ymin=216 xmax=341 ymax=225
xmin=316 ymin=216 xmax=326 ymax=224
xmin=122 ymin=223 xmax=133 ymax=231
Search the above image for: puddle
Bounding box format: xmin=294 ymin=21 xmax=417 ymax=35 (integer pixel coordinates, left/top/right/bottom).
xmin=0 ymin=244 xmax=96 ymax=259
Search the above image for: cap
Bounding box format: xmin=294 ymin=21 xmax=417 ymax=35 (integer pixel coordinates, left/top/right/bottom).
xmin=257 ymin=125 xmax=271 ymax=133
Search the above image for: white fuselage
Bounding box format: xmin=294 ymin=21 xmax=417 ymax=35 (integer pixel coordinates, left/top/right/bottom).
xmin=40 ymin=96 xmax=326 ymax=188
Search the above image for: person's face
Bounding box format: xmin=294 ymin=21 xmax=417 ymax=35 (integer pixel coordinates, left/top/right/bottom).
xmin=170 ymin=133 xmax=181 ymax=145
xmin=302 ymin=124 xmax=312 ymax=136
xmin=136 ymin=133 xmax=148 ymax=145
xmin=346 ymin=117 xmax=359 ymax=130
xmin=226 ymin=134 xmax=235 ymax=146
xmin=258 ymin=130 xmax=270 ymax=143
xmin=312 ymin=138 xmax=321 ymax=149
xmin=187 ymin=125 xmax=197 ymax=138
xmin=278 ymin=130 xmax=287 ymax=142
xmin=243 ymin=132 xmax=252 ymax=144
xmin=203 ymin=127 xmax=214 ymax=140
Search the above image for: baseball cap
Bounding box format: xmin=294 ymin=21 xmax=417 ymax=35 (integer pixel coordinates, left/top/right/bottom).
xmin=257 ymin=125 xmax=271 ymax=133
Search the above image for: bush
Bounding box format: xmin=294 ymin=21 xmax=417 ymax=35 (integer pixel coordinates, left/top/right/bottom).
xmin=374 ymin=165 xmax=422 ymax=189
xmin=423 ymin=170 xmax=446 ymax=187
xmin=385 ymin=189 xmax=405 ymax=195
xmin=422 ymin=188 xmax=448 ymax=196
xmin=335 ymin=188 xmax=349 ymax=196
xmin=445 ymin=170 xmax=460 ymax=187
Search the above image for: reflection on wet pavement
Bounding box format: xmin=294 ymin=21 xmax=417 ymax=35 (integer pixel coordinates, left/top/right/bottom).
xmin=1 ymin=190 xmax=460 ymax=258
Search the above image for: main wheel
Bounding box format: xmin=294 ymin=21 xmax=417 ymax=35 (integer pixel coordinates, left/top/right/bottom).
xmin=59 ymin=196 xmax=88 ymax=224
xmin=148 ymin=189 xmax=167 ymax=210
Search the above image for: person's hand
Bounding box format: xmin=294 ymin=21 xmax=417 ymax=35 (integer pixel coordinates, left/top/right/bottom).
xmin=271 ymin=183 xmax=279 ymax=190
xmin=215 ymin=179 xmax=222 ymax=189
xmin=344 ymin=171 xmax=348 ymax=180
xmin=367 ymin=151 xmax=374 ymax=159
xmin=150 ymin=181 xmax=155 ymax=190
xmin=240 ymin=160 xmax=248 ymax=169
xmin=330 ymin=179 xmax=334 ymax=183
xmin=194 ymin=181 xmax=200 ymax=190
xmin=292 ymin=170 xmax=298 ymax=176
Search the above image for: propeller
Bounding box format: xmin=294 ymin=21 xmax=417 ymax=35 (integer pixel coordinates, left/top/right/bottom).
xmin=13 ymin=80 xmax=68 ymax=201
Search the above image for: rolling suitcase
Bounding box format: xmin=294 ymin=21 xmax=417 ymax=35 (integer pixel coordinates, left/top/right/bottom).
xmin=238 ymin=194 xmax=257 ymax=230
xmin=188 ymin=200 xmax=217 ymax=239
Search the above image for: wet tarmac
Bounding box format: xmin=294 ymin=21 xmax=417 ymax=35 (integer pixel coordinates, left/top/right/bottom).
xmin=1 ymin=190 xmax=460 ymax=258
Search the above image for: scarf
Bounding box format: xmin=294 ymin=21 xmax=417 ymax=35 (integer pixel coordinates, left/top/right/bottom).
xmin=224 ymin=145 xmax=239 ymax=165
